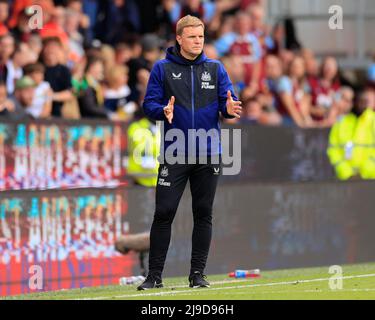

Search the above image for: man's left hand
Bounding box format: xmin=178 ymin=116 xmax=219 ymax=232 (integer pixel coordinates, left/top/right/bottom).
xmin=226 ymin=90 xmax=242 ymax=118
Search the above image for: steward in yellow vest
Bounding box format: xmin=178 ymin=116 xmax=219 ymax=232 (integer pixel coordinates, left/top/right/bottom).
xmin=327 ymin=87 xmax=357 ymax=180
xmin=327 ymin=113 xmax=358 ymax=180
xmin=127 ymin=115 xmax=160 ymax=187
xmin=352 ymin=107 xmax=375 ymax=179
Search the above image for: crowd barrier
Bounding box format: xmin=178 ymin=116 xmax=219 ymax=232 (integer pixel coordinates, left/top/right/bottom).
xmin=0 ymin=119 xmax=334 ymax=191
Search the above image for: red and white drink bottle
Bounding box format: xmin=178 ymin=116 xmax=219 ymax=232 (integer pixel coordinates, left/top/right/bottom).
xmin=228 ymin=269 xmax=260 ymax=278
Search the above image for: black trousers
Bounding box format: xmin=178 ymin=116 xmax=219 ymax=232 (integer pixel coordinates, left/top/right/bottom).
xmin=148 ymin=159 xmax=221 ymax=277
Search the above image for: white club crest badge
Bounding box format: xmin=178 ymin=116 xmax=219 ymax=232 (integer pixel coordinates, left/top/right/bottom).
xmin=160 ymin=166 xmax=169 ymax=177
xmin=201 ymin=71 xmax=211 ymax=81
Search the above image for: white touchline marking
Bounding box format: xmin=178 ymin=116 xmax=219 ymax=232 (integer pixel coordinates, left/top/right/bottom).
xmin=73 ymin=273 xmax=375 ymax=300
xmin=160 ymin=288 xmax=375 ymax=297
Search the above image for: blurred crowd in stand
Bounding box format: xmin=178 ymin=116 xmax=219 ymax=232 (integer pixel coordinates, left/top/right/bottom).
xmin=0 ymin=0 xmax=373 ymax=128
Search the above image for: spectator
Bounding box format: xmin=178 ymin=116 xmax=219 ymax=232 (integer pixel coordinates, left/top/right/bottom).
xmin=0 ymin=34 xmax=15 ymax=86
xmin=261 ymin=54 xmax=305 ymax=127
xmin=115 ymin=42 xmax=133 ymax=65
xmin=67 ymin=0 xmax=91 ymax=33
xmin=240 ymin=96 xmax=282 ymax=125
xmin=327 ymin=86 xmax=357 ymax=180
xmin=241 ymin=0 xmax=265 ymax=11
xmin=104 ymin=64 xmax=137 ymax=121
xmin=221 ymin=54 xmax=246 ymax=98
xmin=23 ymin=63 xmax=53 ymax=118
xmin=214 ymin=11 xmax=262 ymax=95
xmin=127 ymin=108 xmax=160 ymax=187
xmin=356 ymin=88 xmax=375 ymax=115
xmin=335 ymin=87 xmax=355 ymax=117
xmin=165 ymin=0 xmax=240 ymax=31
xmin=286 ymin=55 xmax=315 ymax=126
xmin=128 ymin=33 xmax=162 ymax=102
xmin=53 ymin=6 xmax=67 ymax=30
xmin=81 ymin=0 xmax=99 ymax=43
xmin=6 ymin=42 xmax=35 ymax=95
xmin=309 ymin=56 xmax=341 ymax=124
xmin=351 ymin=88 xmax=375 ymax=179
xmin=215 ymin=14 xmax=235 ymax=39
xmin=65 ymin=8 xmax=86 ymax=68
xmin=0 ymin=0 xmax=9 ymax=36
xmin=301 ymin=48 xmax=319 ymax=80
xmin=38 ymin=1 xmax=69 ymax=46
xmin=76 ymin=56 xmax=113 ymax=119
xmin=7 ymin=76 xmax=36 ymax=120
xmin=26 ymin=34 xmax=43 ymax=63
xmin=100 ymin=44 xmax=116 ymax=78
xmin=248 ymin=3 xmax=274 ymax=55
xmin=136 ymin=0 xmax=161 ymax=34
xmin=95 ymin=0 xmax=141 ymax=45
xmin=42 ymin=37 xmax=73 ymax=117
xmin=203 ymin=43 xmax=218 ymax=60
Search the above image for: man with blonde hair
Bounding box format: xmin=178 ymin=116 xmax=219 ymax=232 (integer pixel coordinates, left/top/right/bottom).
xmin=138 ymin=15 xmax=242 ymax=290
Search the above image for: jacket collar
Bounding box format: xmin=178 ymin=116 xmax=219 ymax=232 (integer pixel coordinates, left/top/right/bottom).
xmin=165 ymin=44 xmax=207 ymax=66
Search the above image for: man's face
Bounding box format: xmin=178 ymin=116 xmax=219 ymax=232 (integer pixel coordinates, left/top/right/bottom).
xmin=0 ymin=36 xmax=15 ymax=62
xmin=30 ymin=71 xmax=44 ymax=85
xmin=358 ymin=90 xmax=375 ymax=112
xmin=236 ymin=15 xmax=251 ymax=35
xmin=43 ymin=42 xmax=61 ymax=66
xmin=338 ymin=90 xmax=354 ymax=114
xmin=177 ymin=25 xmax=204 ymax=59
xmin=16 ymin=87 xmax=35 ymax=107
xmin=88 ymin=61 xmax=104 ymax=82
xmin=265 ymin=56 xmax=282 ymax=79
xmin=250 ymin=7 xmax=264 ymax=30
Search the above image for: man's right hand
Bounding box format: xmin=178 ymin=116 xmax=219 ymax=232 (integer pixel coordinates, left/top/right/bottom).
xmin=163 ymin=96 xmax=175 ymax=124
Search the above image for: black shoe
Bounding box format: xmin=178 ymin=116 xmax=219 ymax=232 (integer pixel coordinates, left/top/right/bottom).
xmin=189 ymin=271 xmax=210 ymax=288
xmin=137 ymin=274 xmax=163 ymax=291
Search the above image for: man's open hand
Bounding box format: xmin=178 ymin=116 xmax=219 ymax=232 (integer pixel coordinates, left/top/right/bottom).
xmin=226 ymin=90 xmax=242 ymax=119
xmin=164 ymin=96 xmax=175 ymax=124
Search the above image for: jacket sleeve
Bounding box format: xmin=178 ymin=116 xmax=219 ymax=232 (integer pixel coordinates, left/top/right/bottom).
xmin=217 ymin=62 xmax=237 ymax=119
xmin=142 ymin=62 xmax=166 ymax=121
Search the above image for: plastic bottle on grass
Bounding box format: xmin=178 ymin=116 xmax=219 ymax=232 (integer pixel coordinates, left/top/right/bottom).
xmin=228 ymin=269 xmax=260 ymax=278
xmin=119 ymin=275 xmax=145 ymax=285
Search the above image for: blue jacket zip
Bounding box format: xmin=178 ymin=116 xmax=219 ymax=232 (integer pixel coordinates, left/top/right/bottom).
xmin=190 ymin=65 xmax=195 ymax=129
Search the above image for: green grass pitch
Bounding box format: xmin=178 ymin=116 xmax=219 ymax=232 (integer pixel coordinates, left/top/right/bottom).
xmin=3 ymin=262 xmax=375 ymax=300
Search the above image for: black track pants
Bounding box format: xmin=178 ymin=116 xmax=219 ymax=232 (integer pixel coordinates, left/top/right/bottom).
xmin=148 ymin=160 xmax=221 ymax=277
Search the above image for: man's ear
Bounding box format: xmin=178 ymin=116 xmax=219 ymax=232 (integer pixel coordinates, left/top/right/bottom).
xmin=176 ymin=35 xmax=182 ymax=46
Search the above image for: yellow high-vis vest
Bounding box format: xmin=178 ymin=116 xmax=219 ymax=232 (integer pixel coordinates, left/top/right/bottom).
xmin=352 ymin=108 xmax=375 ymax=179
xmin=127 ymin=118 xmax=160 ymax=187
xmin=327 ymin=113 xmax=358 ymax=180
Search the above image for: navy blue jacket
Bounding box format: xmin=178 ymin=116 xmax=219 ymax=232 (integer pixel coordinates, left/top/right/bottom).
xmin=143 ymin=46 xmax=237 ymax=158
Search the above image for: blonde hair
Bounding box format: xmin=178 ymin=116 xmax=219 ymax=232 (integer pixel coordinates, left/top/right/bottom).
xmin=100 ymin=44 xmax=116 ymax=74
xmin=176 ymin=15 xmax=204 ymax=36
xmin=106 ymin=64 xmax=128 ymax=88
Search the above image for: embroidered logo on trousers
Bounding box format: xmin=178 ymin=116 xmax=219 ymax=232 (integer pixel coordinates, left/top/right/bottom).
xmin=160 ymin=166 xmax=169 ymax=177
